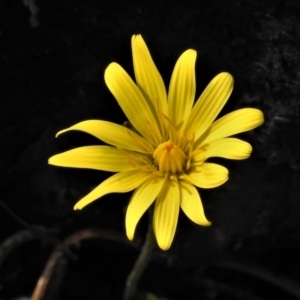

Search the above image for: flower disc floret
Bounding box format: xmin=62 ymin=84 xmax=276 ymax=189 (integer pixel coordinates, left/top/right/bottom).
xmin=153 ymin=140 xmax=186 ymax=174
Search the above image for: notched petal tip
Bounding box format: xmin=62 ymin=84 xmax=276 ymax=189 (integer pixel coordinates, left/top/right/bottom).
xmin=131 ymin=34 xmax=144 ymax=52
xmin=132 ymin=33 xmax=143 ymax=41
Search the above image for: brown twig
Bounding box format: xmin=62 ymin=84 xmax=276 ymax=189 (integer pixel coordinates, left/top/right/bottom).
xmin=30 ymin=229 xmax=137 ymax=300
xmin=0 ymin=227 xmax=59 ymax=269
xmin=0 ymin=229 xmax=38 ymax=268
xmin=0 ymin=201 xmax=60 ymax=269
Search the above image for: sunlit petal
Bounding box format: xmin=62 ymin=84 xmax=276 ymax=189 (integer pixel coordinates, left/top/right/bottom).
xmin=184 ymin=72 xmax=234 ymax=140
xmin=193 ymin=138 xmax=252 ymax=162
xmin=154 ymin=178 xmax=180 ymax=250
xmin=56 ymin=120 xmax=153 ymax=153
xmin=74 ymin=170 xmax=152 ymax=210
xmin=105 ymin=63 xmax=161 ymax=144
xmin=132 ymin=35 xmax=168 ymax=115
xmin=184 ymin=163 xmax=228 ymax=188
xmin=49 ymin=146 xmax=134 ymax=172
xmin=126 ymin=176 xmax=164 ymax=240
xmin=196 ymin=108 xmax=264 ymax=147
xmin=168 ymin=49 xmax=197 ymax=128
xmin=180 ymin=181 xmax=211 ymax=226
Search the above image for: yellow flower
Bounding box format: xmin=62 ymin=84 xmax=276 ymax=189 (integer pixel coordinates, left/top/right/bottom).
xmin=49 ymin=35 xmax=264 ymax=250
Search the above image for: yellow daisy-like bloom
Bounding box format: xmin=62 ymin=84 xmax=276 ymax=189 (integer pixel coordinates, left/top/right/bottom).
xmin=49 ymin=35 xmax=264 ymax=250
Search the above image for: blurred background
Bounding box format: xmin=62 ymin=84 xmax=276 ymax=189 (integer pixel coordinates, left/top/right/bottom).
xmin=1 ymin=0 xmax=300 ymax=299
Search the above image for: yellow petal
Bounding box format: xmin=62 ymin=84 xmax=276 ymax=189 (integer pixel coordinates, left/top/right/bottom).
xmin=168 ymin=49 xmax=197 ymax=129
xmin=131 ymin=35 xmax=168 ymax=115
xmin=196 ymin=108 xmax=264 ymax=147
xmin=74 ymin=170 xmax=152 ymax=210
xmin=56 ymin=120 xmax=153 ymax=153
xmin=184 ymin=72 xmax=234 ymax=140
xmin=193 ymin=138 xmax=252 ymax=162
xmin=184 ymin=163 xmax=228 ymax=188
xmin=104 ymin=63 xmax=161 ymax=144
xmin=48 ymin=146 xmax=134 ymax=172
xmin=125 ymin=175 xmax=164 ymax=240
xmin=154 ymin=178 xmax=180 ymax=250
xmin=180 ymin=181 xmax=211 ymax=226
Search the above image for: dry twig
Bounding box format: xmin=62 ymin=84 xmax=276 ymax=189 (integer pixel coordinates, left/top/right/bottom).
xmin=30 ymin=229 xmax=137 ymax=300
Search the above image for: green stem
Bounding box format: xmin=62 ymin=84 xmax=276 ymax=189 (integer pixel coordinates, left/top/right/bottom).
xmin=123 ymin=209 xmax=155 ymax=300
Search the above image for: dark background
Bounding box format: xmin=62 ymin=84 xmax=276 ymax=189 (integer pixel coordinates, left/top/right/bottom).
xmin=1 ymin=0 xmax=300 ymax=299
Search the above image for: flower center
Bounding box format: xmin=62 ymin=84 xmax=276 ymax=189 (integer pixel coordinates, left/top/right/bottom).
xmin=153 ymin=140 xmax=186 ymax=174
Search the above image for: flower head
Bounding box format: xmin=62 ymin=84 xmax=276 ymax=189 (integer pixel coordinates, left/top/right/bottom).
xmin=49 ymin=35 xmax=264 ymax=250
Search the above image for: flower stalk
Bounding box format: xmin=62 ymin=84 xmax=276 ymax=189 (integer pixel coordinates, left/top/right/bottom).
xmin=123 ymin=208 xmax=155 ymax=300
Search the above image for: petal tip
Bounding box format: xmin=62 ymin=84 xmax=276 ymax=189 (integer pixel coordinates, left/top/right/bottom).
xmin=259 ymin=111 xmax=265 ymax=125
xmin=185 ymin=48 xmax=197 ymax=57
xmin=126 ymin=231 xmax=134 ymax=241
xmin=158 ymin=242 xmax=170 ymax=251
xmin=48 ymin=155 xmax=63 ymax=166
xmin=246 ymin=144 xmax=253 ymax=157
xmin=195 ymin=218 xmax=212 ymax=226
xmin=125 ymin=220 xmax=135 ymax=241
xmin=104 ymin=63 xmax=118 ymax=85
xmin=55 ymin=130 xmax=62 ymax=138
xmin=48 ymin=157 xmax=54 ymax=165
xmin=156 ymin=235 xmax=173 ymax=251
xmin=105 ymin=62 xmax=119 ymax=73
xmin=218 ymin=72 xmax=234 ymax=87
xmin=131 ymin=34 xmax=145 ymax=48
xmin=135 ymin=33 xmax=142 ymax=39
xmin=74 ymin=203 xmax=83 ymax=210
xmin=204 ymin=221 xmax=212 ymax=227
xmin=55 ymin=129 xmax=66 ymax=138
